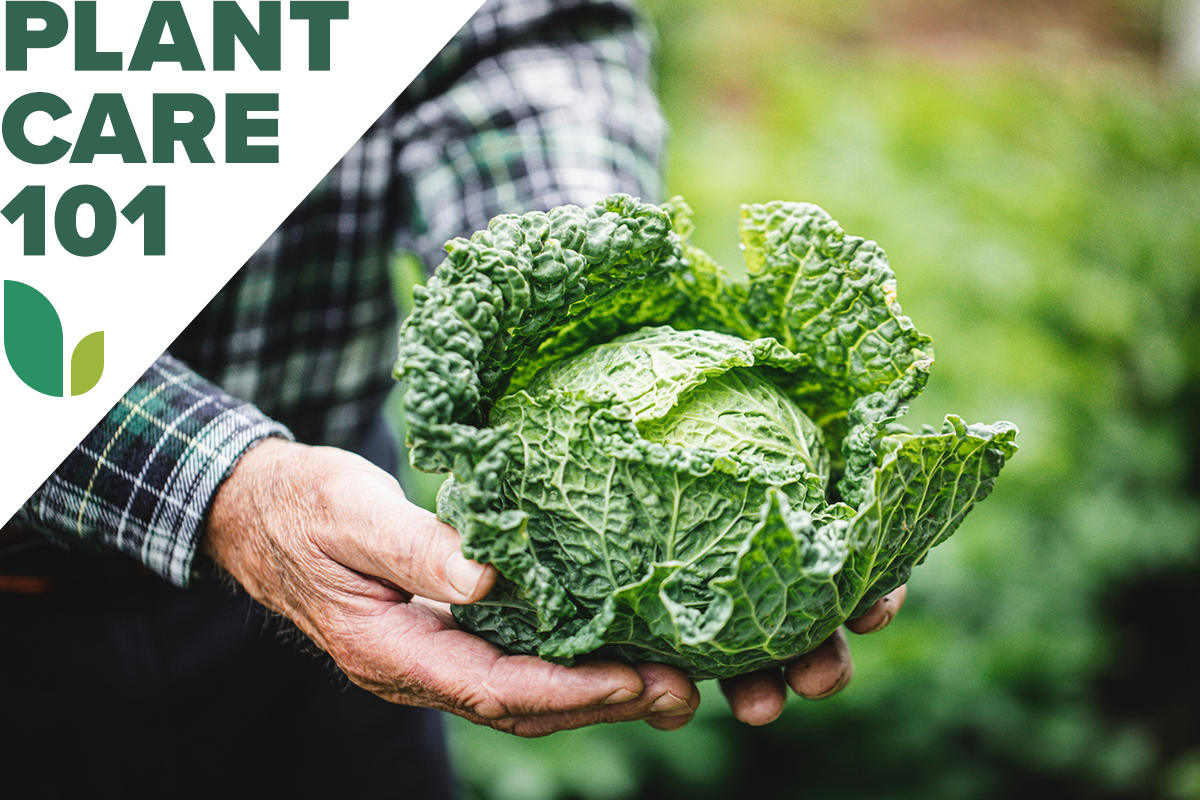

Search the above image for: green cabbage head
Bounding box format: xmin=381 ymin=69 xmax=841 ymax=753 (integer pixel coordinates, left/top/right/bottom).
xmin=395 ymin=195 xmax=1017 ymax=679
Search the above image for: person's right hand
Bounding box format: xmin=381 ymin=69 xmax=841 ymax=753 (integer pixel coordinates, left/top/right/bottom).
xmin=201 ymin=437 xmax=700 ymax=737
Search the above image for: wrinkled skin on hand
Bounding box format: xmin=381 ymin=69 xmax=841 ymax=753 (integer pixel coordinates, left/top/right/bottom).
xmin=202 ymin=437 xmax=903 ymax=734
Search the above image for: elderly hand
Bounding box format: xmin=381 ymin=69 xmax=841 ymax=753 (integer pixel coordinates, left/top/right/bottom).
xmin=201 ymin=438 xmax=699 ymax=737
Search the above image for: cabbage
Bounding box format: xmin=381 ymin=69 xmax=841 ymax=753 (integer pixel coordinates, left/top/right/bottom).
xmin=395 ymin=195 xmax=1017 ymax=679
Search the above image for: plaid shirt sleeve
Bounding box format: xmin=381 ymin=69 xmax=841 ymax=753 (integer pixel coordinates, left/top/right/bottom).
xmin=12 ymin=356 xmax=293 ymax=585
xmin=11 ymin=0 xmax=666 ymax=587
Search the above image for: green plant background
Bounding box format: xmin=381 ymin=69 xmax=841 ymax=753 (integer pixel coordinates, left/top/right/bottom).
xmin=390 ymin=1 xmax=1200 ymax=796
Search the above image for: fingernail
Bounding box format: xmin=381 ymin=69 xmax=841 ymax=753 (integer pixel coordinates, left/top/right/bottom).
xmin=446 ymin=551 xmax=486 ymax=598
xmin=604 ymin=688 xmax=640 ymax=705
xmin=650 ymin=692 xmax=691 ymax=716
xmin=863 ymin=609 xmax=895 ymax=634
xmin=811 ymin=667 xmax=852 ymax=700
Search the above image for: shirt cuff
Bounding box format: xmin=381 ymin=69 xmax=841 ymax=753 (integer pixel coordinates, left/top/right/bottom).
xmin=16 ymin=354 xmax=293 ymax=587
xmin=147 ymin=406 xmax=292 ymax=585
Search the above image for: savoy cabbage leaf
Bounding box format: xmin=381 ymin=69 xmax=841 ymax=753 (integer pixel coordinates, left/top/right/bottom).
xmin=395 ymin=195 xmax=1017 ymax=679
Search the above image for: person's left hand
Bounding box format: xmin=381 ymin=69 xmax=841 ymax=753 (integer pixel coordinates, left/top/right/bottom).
xmin=715 ymin=586 xmax=908 ymax=726
xmin=201 ymin=438 xmax=702 ymax=737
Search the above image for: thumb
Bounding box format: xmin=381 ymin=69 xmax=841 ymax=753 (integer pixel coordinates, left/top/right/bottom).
xmin=379 ymin=502 xmax=498 ymax=604
xmin=299 ymin=446 xmax=498 ymax=604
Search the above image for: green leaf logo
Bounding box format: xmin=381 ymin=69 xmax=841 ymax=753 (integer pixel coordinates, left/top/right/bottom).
xmin=3 ymin=280 xmax=104 ymax=397
xmin=71 ymin=330 xmax=105 ymax=396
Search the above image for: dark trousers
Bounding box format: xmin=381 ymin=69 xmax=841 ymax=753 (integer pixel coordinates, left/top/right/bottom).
xmin=0 ymin=417 xmax=458 ymax=799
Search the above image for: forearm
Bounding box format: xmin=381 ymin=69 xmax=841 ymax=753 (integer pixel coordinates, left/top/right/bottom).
xmin=14 ymin=353 xmax=291 ymax=586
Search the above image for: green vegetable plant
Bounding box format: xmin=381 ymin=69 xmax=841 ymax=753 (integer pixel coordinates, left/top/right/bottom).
xmin=395 ymin=194 xmax=1017 ymax=679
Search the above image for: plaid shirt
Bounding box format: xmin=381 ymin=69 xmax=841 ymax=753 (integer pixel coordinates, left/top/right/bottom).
xmin=12 ymin=0 xmax=666 ymax=586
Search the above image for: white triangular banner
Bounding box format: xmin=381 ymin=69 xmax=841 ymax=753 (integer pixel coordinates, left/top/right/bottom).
xmin=0 ymin=0 xmax=486 ymax=523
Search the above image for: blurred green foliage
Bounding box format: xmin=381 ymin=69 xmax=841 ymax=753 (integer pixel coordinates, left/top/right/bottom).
xmin=405 ymin=1 xmax=1200 ymax=797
